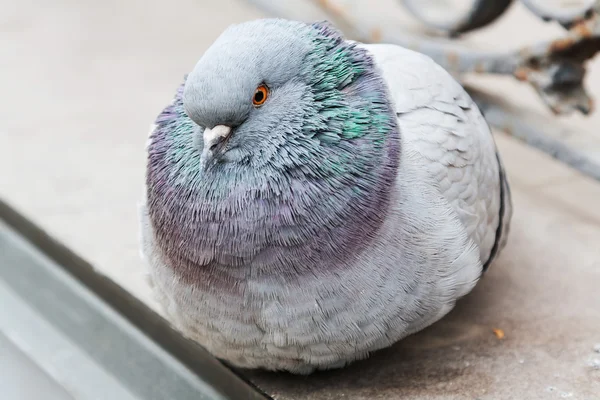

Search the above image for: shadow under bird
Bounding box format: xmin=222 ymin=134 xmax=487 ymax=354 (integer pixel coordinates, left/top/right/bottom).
xmin=139 ymin=18 xmax=512 ymax=374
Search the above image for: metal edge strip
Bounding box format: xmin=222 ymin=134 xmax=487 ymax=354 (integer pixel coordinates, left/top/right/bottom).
xmin=0 ymin=197 xmax=273 ymax=400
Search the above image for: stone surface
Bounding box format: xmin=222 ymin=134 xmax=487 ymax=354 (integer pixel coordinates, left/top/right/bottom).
xmin=1 ymin=0 xmax=599 ymax=399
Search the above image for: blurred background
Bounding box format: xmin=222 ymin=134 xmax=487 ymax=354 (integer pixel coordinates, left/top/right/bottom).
xmin=1 ymin=1 xmax=600 ymax=399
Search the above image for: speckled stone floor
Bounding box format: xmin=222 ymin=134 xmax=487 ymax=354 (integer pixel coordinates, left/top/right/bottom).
xmin=1 ymin=0 xmax=599 ymax=398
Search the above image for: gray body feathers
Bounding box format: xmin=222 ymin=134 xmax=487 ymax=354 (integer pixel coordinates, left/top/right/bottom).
xmin=140 ymin=21 xmax=512 ymax=374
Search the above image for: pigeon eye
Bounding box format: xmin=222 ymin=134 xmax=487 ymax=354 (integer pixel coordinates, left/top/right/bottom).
xmin=252 ymin=84 xmax=269 ymax=107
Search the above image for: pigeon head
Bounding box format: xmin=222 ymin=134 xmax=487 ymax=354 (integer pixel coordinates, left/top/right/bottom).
xmin=146 ymin=19 xmax=400 ymax=275
xmin=181 ymin=19 xmax=386 ymax=170
xmin=182 ymin=19 xmax=313 ymax=169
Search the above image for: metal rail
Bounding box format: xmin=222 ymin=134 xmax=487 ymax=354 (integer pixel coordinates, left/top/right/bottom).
xmin=401 ymin=0 xmax=514 ymax=35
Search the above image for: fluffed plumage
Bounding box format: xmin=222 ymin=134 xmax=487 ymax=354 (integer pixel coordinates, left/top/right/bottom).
xmin=139 ymin=18 xmax=512 ymax=374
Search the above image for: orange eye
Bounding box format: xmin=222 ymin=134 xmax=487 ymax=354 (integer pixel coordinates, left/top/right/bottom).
xmin=252 ymin=84 xmax=269 ymax=107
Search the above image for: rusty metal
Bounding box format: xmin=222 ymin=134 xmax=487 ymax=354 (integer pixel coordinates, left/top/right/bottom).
xmin=515 ymin=10 xmax=600 ymax=114
xmin=412 ymin=0 xmax=600 ymax=115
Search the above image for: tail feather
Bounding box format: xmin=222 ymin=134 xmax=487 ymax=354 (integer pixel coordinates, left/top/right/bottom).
xmin=482 ymin=151 xmax=512 ymax=272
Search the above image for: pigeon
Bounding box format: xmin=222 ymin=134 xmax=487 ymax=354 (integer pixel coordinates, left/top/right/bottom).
xmin=139 ymin=18 xmax=512 ymax=374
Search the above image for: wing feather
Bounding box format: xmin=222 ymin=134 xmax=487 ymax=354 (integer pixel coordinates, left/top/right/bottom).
xmin=361 ymin=43 xmax=511 ymax=265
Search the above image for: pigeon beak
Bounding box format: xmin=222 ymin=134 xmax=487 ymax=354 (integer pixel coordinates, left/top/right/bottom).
xmin=200 ymin=125 xmax=232 ymax=169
